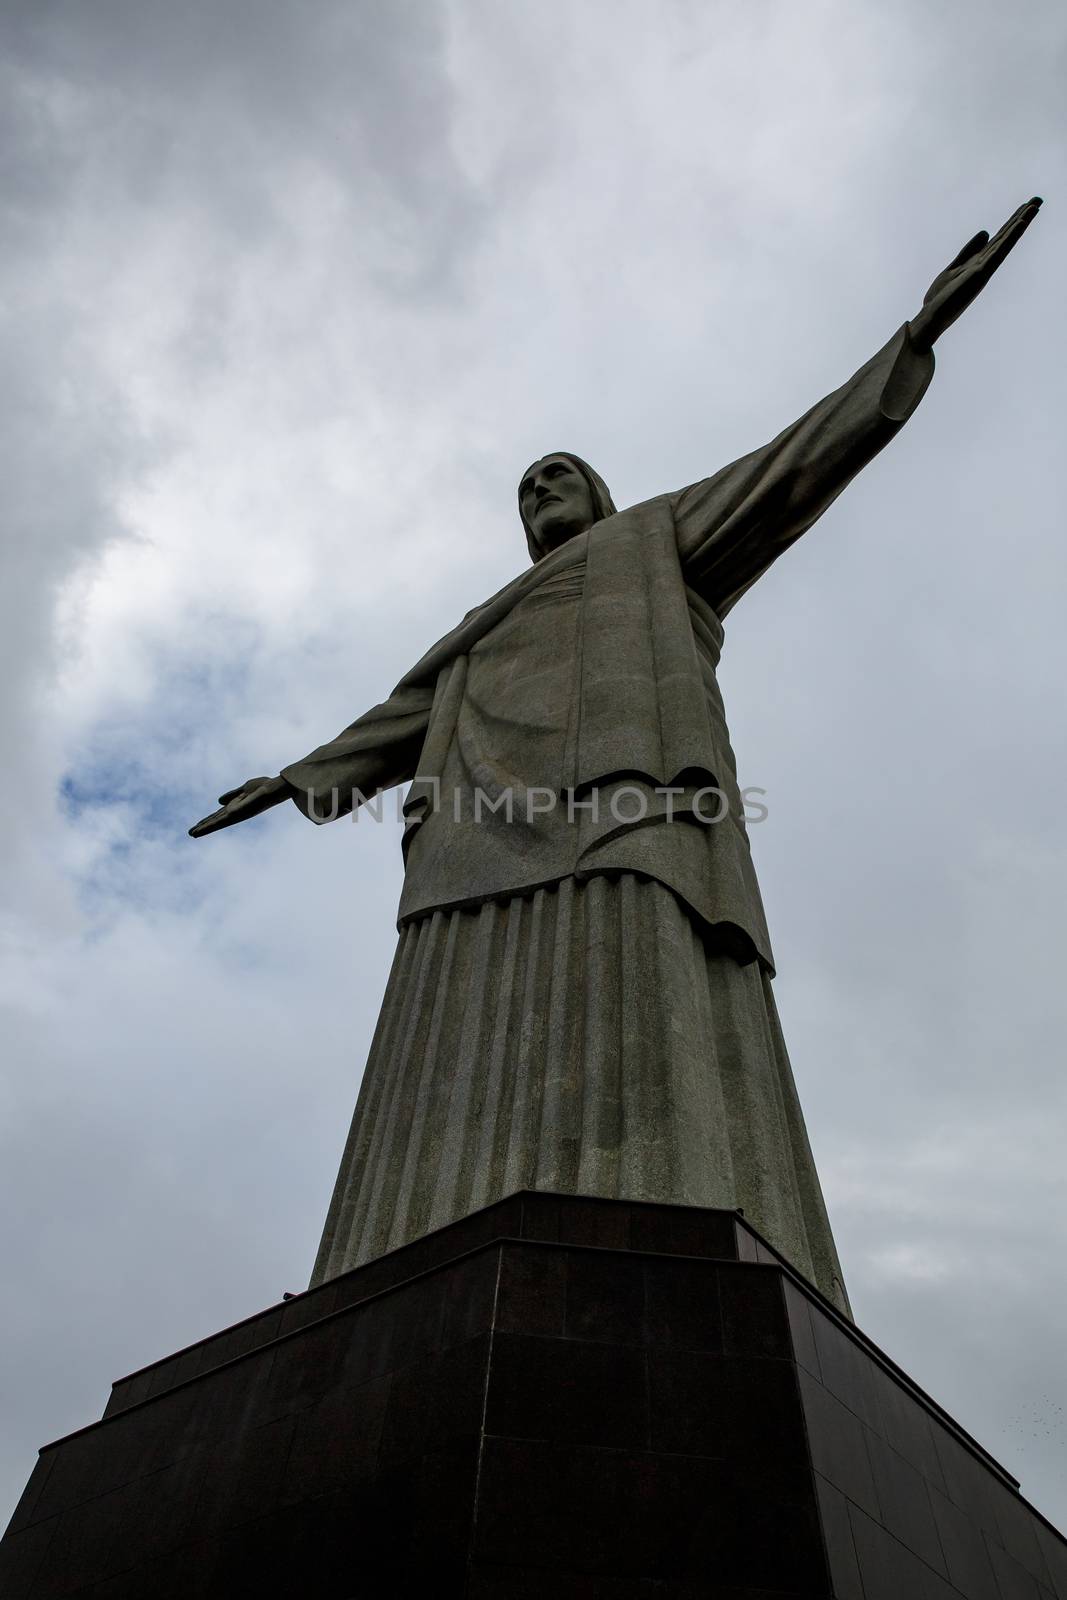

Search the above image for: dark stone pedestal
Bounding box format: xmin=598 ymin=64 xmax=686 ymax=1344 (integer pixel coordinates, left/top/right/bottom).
xmin=3 ymin=1193 xmax=1065 ymax=1598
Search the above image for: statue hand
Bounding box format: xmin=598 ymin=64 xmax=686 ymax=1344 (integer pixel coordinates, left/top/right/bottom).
xmin=909 ymin=196 xmax=1042 ymax=353
xmin=189 ymin=775 xmax=289 ymax=838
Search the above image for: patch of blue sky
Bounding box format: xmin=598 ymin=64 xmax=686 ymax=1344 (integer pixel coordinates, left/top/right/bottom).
xmin=56 ymin=742 xmax=213 ymax=919
xmin=58 ymin=629 xmax=267 ymax=830
xmin=59 ymin=766 xmax=190 ymax=837
xmin=54 ymin=631 xmax=303 ymax=923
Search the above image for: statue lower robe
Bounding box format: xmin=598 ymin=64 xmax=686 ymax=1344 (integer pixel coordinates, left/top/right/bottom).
xmin=288 ymin=326 xmax=937 ymax=1317
xmin=310 ymin=874 xmax=850 ymax=1312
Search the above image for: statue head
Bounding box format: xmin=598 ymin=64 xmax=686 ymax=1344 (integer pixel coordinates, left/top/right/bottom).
xmin=518 ymin=453 xmax=616 ymax=562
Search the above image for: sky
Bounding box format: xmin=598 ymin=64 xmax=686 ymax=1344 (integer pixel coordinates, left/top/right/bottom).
xmin=1 ymin=0 xmax=1065 ymax=1538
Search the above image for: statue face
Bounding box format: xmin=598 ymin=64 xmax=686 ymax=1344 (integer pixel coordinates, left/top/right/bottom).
xmin=519 ymin=456 xmax=596 ymax=551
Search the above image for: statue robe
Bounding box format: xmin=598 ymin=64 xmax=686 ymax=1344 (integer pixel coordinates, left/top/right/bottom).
xmin=284 ymin=327 xmax=934 ymax=1310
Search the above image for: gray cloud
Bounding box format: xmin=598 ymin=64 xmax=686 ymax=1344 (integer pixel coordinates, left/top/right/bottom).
xmin=1 ymin=0 xmax=1064 ymax=1536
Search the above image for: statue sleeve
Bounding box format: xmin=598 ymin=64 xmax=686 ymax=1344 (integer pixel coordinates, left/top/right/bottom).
xmin=279 ymin=685 xmax=433 ymax=824
xmin=278 ymin=582 xmax=515 ymax=824
xmin=674 ymin=325 xmax=934 ymax=617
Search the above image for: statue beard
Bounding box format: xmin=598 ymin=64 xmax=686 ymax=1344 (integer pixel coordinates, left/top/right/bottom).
xmin=535 ymin=512 xmax=587 ymax=553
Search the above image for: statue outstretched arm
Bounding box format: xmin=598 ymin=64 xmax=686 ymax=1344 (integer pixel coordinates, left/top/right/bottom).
xmin=676 ymin=198 xmax=1041 ymax=617
xmin=189 ymin=687 xmax=433 ymax=839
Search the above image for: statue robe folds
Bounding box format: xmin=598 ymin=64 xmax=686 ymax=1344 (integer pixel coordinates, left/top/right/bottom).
xmin=283 ymin=327 xmax=934 ymax=1312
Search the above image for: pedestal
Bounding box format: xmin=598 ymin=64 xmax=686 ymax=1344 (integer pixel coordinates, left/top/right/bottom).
xmin=3 ymin=1192 xmax=1064 ymax=1597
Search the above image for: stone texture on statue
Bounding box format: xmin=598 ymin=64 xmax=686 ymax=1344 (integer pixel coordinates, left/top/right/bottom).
xmin=309 ymin=877 xmax=849 ymax=1308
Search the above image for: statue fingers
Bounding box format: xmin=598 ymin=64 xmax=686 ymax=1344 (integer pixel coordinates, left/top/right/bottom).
xmin=982 ymin=197 xmax=1042 ymax=259
xmin=189 ymin=806 xmax=229 ymax=838
xmin=946 ymin=229 xmax=989 ymax=270
xmin=980 ymin=200 xmax=1041 ymax=277
xmin=217 ymin=777 xmax=271 ymax=805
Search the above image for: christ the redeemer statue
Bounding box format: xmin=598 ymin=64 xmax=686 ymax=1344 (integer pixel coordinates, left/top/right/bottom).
xmin=192 ymin=200 xmax=1041 ymax=1315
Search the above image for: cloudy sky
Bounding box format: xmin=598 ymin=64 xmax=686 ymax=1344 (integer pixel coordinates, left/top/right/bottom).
xmin=2 ymin=0 xmax=1064 ymax=1534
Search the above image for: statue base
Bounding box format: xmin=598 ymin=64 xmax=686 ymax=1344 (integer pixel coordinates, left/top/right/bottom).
xmin=3 ymin=1191 xmax=1064 ymax=1598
